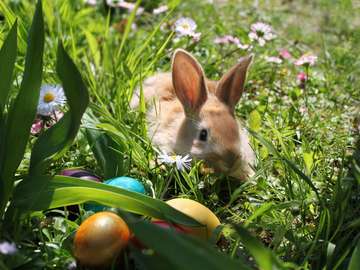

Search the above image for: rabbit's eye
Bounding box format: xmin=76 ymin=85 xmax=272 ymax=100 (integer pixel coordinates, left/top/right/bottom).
xmin=199 ymin=129 xmax=208 ymax=141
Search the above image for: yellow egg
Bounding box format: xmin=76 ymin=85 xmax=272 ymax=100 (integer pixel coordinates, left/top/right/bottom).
xmin=74 ymin=212 xmax=130 ymax=267
xmin=166 ymin=198 xmax=221 ymax=240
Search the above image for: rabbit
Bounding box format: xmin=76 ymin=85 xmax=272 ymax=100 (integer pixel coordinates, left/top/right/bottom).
xmin=131 ymin=49 xmax=255 ymax=180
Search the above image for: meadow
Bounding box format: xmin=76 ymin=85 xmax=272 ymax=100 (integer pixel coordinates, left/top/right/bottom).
xmin=0 ymin=0 xmax=359 ymax=269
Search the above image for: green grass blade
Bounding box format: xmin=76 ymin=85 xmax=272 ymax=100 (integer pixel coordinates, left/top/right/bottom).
xmin=0 ymin=0 xmax=44 ymax=214
xmin=128 ymin=219 xmax=252 ymax=270
xmin=248 ymin=129 xmax=322 ymax=204
xmin=85 ymin=128 xmax=124 ymax=178
xmin=347 ymin=240 xmax=360 ymax=270
xmin=233 ymin=225 xmax=293 ymax=270
xmin=29 ymin=42 xmax=89 ymax=175
xmin=0 ymin=20 xmax=17 ymax=117
xmin=12 ymin=175 xmax=201 ymax=227
xmin=0 ymin=1 xmax=27 ymax=53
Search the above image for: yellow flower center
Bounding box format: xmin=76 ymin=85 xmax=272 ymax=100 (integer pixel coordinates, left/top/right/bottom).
xmin=43 ymin=91 xmax=55 ymax=103
xmin=182 ymin=23 xmax=190 ymax=29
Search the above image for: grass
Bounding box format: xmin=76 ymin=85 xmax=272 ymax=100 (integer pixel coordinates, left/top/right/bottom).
xmin=0 ymin=0 xmax=359 ymax=269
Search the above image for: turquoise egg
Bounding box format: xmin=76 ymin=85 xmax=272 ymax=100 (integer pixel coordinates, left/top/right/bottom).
xmin=85 ymin=176 xmax=146 ymax=213
xmin=105 ymin=176 xmax=146 ymax=194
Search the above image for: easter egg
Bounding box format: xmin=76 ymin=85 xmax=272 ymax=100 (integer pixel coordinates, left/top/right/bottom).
xmin=104 ymin=176 xmax=146 ymax=194
xmin=165 ymin=198 xmax=221 ymax=240
xmin=152 ymin=220 xmax=186 ymax=233
xmin=60 ymin=169 xmax=101 ymax=182
xmin=85 ymin=176 xmax=146 ymax=213
xmin=74 ymin=212 xmax=130 ymax=267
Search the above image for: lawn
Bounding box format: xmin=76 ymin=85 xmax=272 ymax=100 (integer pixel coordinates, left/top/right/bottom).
xmin=0 ymin=0 xmax=359 ymax=269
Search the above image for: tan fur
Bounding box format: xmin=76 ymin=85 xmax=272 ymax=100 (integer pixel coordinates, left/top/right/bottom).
xmin=131 ymin=50 xmax=255 ymax=180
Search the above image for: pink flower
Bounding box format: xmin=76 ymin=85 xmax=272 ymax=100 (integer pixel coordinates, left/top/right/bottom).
xmin=297 ymin=72 xmax=308 ymax=89
xmin=294 ymin=53 xmax=317 ymax=66
xmin=297 ymin=72 xmax=307 ymax=82
xmin=31 ymin=118 xmax=43 ymax=135
xmin=214 ymin=35 xmax=250 ymax=50
xmin=190 ymin=32 xmax=201 ymax=42
xmin=279 ymin=49 xmax=292 ymax=59
xmin=214 ymin=35 xmax=239 ymax=44
xmin=30 ymin=110 xmax=65 ymax=135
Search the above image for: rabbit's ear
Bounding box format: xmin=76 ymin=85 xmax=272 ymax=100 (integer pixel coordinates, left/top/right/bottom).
xmin=216 ymin=55 xmax=253 ymax=110
xmin=172 ymin=49 xmax=207 ymax=114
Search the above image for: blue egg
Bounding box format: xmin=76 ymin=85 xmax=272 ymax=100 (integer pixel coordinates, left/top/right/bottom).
xmin=104 ymin=176 xmax=146 ymax=194
xmin=85 ymin=176 xmax=146 ymax=213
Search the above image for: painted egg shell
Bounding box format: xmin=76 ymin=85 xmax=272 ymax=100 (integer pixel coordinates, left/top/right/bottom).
xmin=152 ymin=220 xmax=186 ymax=233
xmin=165 ymin=198 xmax=221 ymax=240
xmin=130 ymin=220 xmax=186 ymax=250
xmin=74 ymin=212 xmax=130 ymax=267
xmin=60 ymin=169 xmax=101 ymax=182
xmin=104 ymin=176 xmax=146 ymax=194
xmin=58 ymin=169 xmax=101 ymax=219
xmin=85 ymin=176 xmax=146 ymax=213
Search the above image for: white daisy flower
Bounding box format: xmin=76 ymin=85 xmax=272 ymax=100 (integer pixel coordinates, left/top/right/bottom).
xmin=174 ymin=17 xmax=197 ymax=37
xmin=265 ymin=56 xmax=283 ymax=64
xmin=249 ymin=22 xmax=275 ymax=46
xmin=153 ymin=5 xmax=168 ymax=15
xmin=37 ymin=84 xmax=66 ymax=116
xmin=158 ymin=152 xmax=192 ymax=171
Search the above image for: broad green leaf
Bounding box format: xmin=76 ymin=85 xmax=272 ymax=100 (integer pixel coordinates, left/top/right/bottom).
xmin=29 ymin=42 xmax=89 ymax=175
xmin=0 ymin=20 xmax=17 ymax=116
xmin=348 ymin=240 xmax=360 ymax=270
xmin=0 ymin=0 xmax=44 ymax=214
xmin=249 ymin=110 xmax=261 ymax=132
xmin=128 ymin=219 xmax=252 ymax=270
xmin=85 ymin=128 xmax=124 ymax=178
xmin=129 ymin=245 xmax=180 ymax=270
xmin=12 ymin=175 xmax=201 ymax=227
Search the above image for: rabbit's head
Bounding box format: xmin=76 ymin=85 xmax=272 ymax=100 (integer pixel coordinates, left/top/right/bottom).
xmin=171 ymin=49 xmax=254 ymax=179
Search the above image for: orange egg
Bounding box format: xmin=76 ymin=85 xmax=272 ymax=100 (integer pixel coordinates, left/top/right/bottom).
xmin=74 ymin=212 xmax=130 ymax=267
xmin=165 ymin=198 xmax=221 ymax=240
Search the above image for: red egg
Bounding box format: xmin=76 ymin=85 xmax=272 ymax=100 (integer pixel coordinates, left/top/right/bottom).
xmin=74 ymin=212 xmax=130 ymax=267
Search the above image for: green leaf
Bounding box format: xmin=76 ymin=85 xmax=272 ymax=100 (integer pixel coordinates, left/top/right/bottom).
xmin=348 ymin=240 xmax=360 ymax=270
xmin=128 ymin=219 xmax=252 ymax=270
xmin=0 ymin=0 xmax=44 ymax=214
xmin=0 ymin=20 xmax=17 ymax=116
xmin=85 ymin=128 xmax=124 ymax=178
xmin=12 ymin=175 xmax=201 ymax=227
xmin=303 ymin=151 xmax=314 ymax=174
xmin=29 ymin=42 xmax=89 ymax=175
xmin=249 ymin=110 xmax=261 ymax=132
